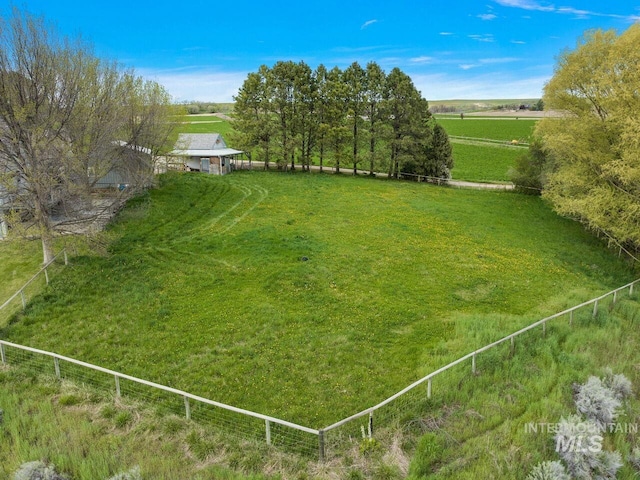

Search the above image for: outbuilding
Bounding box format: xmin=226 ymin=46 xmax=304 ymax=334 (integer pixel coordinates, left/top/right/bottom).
xmin=170 ymin=133 xmax=243 ymax=175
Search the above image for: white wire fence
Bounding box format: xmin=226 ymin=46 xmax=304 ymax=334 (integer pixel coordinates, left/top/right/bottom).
xmin=0 ymin=249 xmax=68 ymax=326
xmin=1 ymin=251 xmax=638 ymax=461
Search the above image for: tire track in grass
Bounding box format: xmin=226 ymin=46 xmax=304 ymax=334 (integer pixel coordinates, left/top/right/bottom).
xmin=213 ymin=183 xmax=269 ymax=236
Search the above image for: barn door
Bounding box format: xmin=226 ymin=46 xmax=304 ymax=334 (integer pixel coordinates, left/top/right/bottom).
xmin=200 ymin=158 xmax=210 ymax=173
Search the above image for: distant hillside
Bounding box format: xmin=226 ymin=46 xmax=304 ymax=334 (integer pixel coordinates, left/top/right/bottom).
xmin=428 ymin=99 xmax=541 ymax=113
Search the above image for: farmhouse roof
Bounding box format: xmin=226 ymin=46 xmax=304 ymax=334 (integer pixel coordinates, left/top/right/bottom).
xmin=170 ymin=133 xmax=242 ymax=157
xmin=174 ymin=148 xmax=243 ymax=157
xmin=176 ymin=133 xmax=226 ymax=150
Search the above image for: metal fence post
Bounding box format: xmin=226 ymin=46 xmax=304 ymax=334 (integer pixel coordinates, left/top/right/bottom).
xmin=427 ymin=378 xmax=432 ymax=399
xmin=54 ymin=357 xmax=60 ymax=379
xmin=569 ymin=310 xmax=574 ymax=326
xmin=115 ymin=375 xmax=121 ymax=397
xmin=613 ymin=291 xmax=617 ymax=304
xmin=20 ymin=290 xmax=26 ymax=310
xmin=265 ymin=419 xmax=271 ymax=445
xmin=184 ymin=396 xmax=191 ymax=420
xmin=44 ymin=267 xmax=49 ymax=285
xmin=542 ymin=321 xmax=546 ymax=336
xmin=472 ymin=354 xmax=477 ymax=374
xmin=593 ymin=299 xmax=599 ymax=317
xmin=0 ymin=344 xmax=5 ymax=365
xmin=64 ymin=250 xmax=68 ymax=265
xmin=318 ymin=430 xmax=325 ymax=462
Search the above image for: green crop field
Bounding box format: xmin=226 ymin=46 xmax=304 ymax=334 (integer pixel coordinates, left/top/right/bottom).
xmin=436 ymin=118 xmax=536 ymax=183
xmin=2 ymin=171 xmax=633 ymax=431
xmin=437 ymin=118 xmax=537 ymax=143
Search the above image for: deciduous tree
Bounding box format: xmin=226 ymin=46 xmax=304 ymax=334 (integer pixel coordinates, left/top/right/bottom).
xmin=536 ymin=25 xmax=640 ymax=251
xmin=0 ymin=8 xmax=174 ymax=263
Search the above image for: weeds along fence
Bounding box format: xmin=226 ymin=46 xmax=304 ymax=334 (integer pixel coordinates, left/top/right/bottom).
xmin=319 ymin=277 xmax=640 ymax=457
xmin=0 ymin=249 xmax=68 ymax=325
xmin=1 ymin=257 xmax=639 ymax=461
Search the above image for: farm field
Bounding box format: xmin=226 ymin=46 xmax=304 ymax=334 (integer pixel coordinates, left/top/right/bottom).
xmin=175 ymin=114 xmax=235 ymax=136
xmin=1 ymin=171 xmax=634 ymax=430
xmin=437 ymin=118 xmax=537 ymax=143
xmin=437 ymin=118 xmax=536 ymax=183
xmin=450 ymin=142 xmax=521 ymax=183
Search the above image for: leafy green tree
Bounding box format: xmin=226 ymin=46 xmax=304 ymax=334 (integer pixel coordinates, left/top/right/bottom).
xmin=344 ymin=62 xmax=367 ymax=174
xmin=292 ymin=61 xmax=317 ymax=172
xmin=314 ymin=64 xmax=329 ymax=172
xmin=323 ymin=66 xmax=350 ymax=174
xmin=424 ymin=122 xmax=453 ymax=178
xmin=232 ymin=67 xmax=274 ymax=168
xmin=268 ymin=61 xmax=298 ymax=170
xmin=364 ymin=62 xmax=387 ymax=175
xmin=385 ymin=68 xmax=431 ymax=178
xmin=0 ymin=8 xmax=173 ymax=263
xmin=536 ymin=25 xmax=640 ymax=250
xmin=509 ymin=137 xmax=549 ymax=194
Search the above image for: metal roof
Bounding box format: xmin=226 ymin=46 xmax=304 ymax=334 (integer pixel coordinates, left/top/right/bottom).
xmin=175 ymin=133 xmax=226 ymax=150
xmin=172 ymin=148 xmax=243 ymax=157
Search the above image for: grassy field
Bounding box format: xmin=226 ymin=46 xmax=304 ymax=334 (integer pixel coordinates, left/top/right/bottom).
xmin=450 ymin=142 xmax=522 ymax=183
xmin=437 ymin=118 xmax=536 ymax=143
xmin=177 ymin=115 xmax=235 ymax=136
xmin=435 ymin=118 xmax=536 ymax=183
xmin=0 ymin=366 xmax=278 ymax=479
xmin=1 ymin=171 xmax=634 ymax=430
xmin=0 ymin=240 xmax=45 ymax=326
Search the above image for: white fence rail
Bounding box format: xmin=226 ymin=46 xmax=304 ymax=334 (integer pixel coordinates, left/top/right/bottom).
xmin=0 ymin=249 xmax=68 ymax=313
xmin=1 ymin=250 xmax=638 ymax=460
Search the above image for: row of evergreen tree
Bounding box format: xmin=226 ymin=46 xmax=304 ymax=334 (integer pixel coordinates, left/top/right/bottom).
xmin=232 ymin=61 xmax=453 ymax=178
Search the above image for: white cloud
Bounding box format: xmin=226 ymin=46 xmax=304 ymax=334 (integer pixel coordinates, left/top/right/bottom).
xmin=410 ymin=56 xmax=435 ymax=64
xmin=468 ymin=34 xmax=495 ymax=42
xmin=439 ymin=32 xmax=455 ymax=36
xmin=139 ymin=68 xmax=247 ymax=102
xmin=478 ymin=57 xmax=520 ymax=64
xmin=412 ymin=72 xmax=549 ymax=100
xmin=478 ymin=13 xmax=498 ymax=20
xmin=459 ymin=64 xmax=478 ymax=70
xmin=361 ymin=19 xmax=378 ymax=29
xmin=511 ymin=40 xmax=527 ymax=44
xmin=493 ymin=0 xmax=554 ymax=12
xmin=494 ymin=0 xmax=640 ymax=21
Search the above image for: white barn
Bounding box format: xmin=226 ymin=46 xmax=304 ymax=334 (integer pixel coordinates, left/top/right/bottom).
xmin=170 ymin=133 xmax=243 ymax=175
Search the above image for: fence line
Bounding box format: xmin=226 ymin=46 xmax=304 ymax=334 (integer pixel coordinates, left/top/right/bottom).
xmin=322 ymin=277 xmax=640 ymax=435
xmin=1 ymin=248 xmax=639 ymax=460
xmin=0 ymin=249 xmax=68 ymax=312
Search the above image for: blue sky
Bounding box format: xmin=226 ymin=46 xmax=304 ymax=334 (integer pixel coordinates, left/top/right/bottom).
xmin=7 ymin=0 xmax=640 ymax=102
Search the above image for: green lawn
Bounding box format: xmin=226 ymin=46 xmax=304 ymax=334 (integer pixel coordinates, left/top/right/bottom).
xmin=1 ymin=172 xmax=633 ymax=429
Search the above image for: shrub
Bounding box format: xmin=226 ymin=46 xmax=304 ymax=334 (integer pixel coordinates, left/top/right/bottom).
xmin=554 ymin=415 xmax=622 ymax=479
xmin=526 ymin=461 xmax=570 ymax=480
xmin=106 ymin=466 xmax=142 ymax=480
xmin=629 ymin=446 xmax=640 ymax=471
xmin=13 ymin=461 xmax=68 ymax=480
xmin=574 ymin=376 xmax=621 ymax=428
xmin=602 ymin=369 xmax=633 ymax=401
